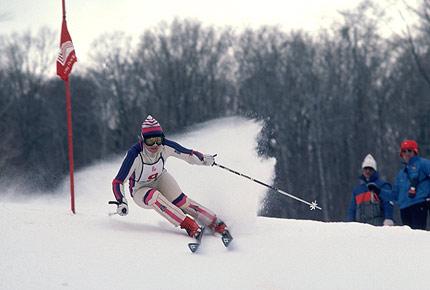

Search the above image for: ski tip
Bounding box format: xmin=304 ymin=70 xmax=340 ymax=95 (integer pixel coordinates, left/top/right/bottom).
xmin=221 ymin=230 xmax=233 ymax=248
xmin=222 ymin=237 xmax=232 ymax=247
xmin=188 ymin=225 xmax=205 ymax=253
xmin=188 ymin=243 xmax=199 ymax=253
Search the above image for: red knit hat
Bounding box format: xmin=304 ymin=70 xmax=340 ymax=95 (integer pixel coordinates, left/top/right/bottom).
xmin=141 ymin=115 xmax=164 ymax=139
xmin=400 ymin=140 xmax=418 ymax=156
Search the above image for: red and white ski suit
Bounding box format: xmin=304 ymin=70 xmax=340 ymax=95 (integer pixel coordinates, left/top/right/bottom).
xmin=112 ymin=139 xmax=218 ymax=227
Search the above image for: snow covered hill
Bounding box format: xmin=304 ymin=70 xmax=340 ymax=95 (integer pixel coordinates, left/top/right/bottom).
xmin=1 ymin=117 xmax=429 ymax=290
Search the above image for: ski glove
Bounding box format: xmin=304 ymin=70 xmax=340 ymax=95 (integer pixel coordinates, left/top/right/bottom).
xmin=408 ymin=178 xmax=418 ymax=198
xmin=367 ymin=183 xmax=381 ymax=195
xmin=383 ymin=219 xmax=394 ymax=226
xmin=408 ymin=187 xmax=416 ymax=198
xmin=109 ymin=199 xmax=129 ymax=216
xmin=117 ymin=201 xmax=129 ymax=216
xmin=202 ymin=154 xmax=216 ymax=166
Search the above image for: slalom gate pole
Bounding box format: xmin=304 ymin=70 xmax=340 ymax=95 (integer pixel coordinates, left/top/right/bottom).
xmin=213 ymin=163 xmax=322 ymax=211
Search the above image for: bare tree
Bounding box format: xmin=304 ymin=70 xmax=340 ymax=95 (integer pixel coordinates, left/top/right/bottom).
xmin=0 ymin=28 xmax=57 ymax=185
xmin=132 ymin=19 xmax=235 ymax=130
xmin=87 ymin=32 xmax=137 ymax=152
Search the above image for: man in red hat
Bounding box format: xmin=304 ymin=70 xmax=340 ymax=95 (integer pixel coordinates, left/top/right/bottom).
xmin=379 ymin=140 xmax=430 ymax=230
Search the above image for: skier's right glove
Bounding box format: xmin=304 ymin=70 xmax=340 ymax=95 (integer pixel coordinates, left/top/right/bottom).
xmin=109 ymin=199 xmax=129 ymax=216
xmin=367 ymin=183 xmax=380 ymax=195
xmin=202 ymin=154 xmax=216 ymax=166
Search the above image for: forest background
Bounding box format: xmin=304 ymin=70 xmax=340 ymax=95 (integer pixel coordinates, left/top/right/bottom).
xmin=1 ymin=1 xmax=429 ymax=223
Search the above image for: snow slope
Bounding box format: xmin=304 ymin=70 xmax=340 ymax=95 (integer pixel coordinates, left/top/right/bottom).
xmin=1 ymin=117 xmax=429 ymax=290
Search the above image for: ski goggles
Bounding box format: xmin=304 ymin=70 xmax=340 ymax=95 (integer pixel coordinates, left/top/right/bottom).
xmin=144 ymin=136 xmax=163 ymax=146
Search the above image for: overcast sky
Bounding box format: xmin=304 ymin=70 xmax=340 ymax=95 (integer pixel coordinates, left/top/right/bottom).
xmin=0 ymin=0 xmax=418 ymax=63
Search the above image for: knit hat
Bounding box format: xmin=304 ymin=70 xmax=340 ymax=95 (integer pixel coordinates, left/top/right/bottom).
xmin=141 ymin=115 xmax=164 ymax=139
xmin=362 ymin=154 xmax=377 ymax=171
xmin=400 ymin=139 xmax=418 ymax=156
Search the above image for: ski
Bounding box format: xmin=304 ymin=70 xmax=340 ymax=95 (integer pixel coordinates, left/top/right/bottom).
xmin=220 ymin=229 xmax=233 ymax=248
xmin=188 ymin=226 xmax=205 ymax=253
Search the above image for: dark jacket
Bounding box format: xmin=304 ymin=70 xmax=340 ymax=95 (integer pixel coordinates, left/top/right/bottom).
xmin=347 ymin=171 xmax=393 ymax=226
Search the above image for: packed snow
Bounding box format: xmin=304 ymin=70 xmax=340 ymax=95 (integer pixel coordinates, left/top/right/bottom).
xmin=1 ymin=117 xmax=429 ymax=290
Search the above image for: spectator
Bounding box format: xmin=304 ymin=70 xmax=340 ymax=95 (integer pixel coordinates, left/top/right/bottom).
xmin=380 ymin=140 xmax=430 ymax=230
xmin=348 ymin=154 xmax=394 ymax=226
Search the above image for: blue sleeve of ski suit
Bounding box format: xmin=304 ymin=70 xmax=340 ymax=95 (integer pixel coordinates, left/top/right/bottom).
xmin=163 ymin=139 xmax=193 ymax=154
xmin=112 ymin=143 xmax=141 ymax=201
xmin=163 ymin=138 xmax=205 ymax=161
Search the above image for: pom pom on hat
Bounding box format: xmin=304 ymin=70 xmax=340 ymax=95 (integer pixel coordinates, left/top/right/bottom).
xmin=141 ymin=115 xmax=164 ymax=139
xmin=362 ymin=154 xmax=377 ymax=171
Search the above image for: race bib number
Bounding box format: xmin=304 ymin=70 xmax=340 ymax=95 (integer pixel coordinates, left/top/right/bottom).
xmin=141 ymin=158 xmax=164 ymax=183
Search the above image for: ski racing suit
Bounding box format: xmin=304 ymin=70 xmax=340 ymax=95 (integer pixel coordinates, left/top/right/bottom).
xmin=112 ymin=139 xmax=219 ymax=228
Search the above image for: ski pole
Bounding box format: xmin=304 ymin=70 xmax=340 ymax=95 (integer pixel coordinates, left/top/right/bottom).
xmin=213 ymin=162 xmax=322 ymax=211
xmin=108 ymin=200 xmax=119 ymax=216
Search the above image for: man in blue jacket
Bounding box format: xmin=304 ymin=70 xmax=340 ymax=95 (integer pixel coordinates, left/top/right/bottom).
xmin=379 ymin=140 xmax=430 ymax=230
xmin=348 ymin=154 xmax=394 ymax=226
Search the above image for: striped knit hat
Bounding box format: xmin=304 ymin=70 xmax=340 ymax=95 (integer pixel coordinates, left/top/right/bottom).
xmin=141 ymin=115 xmax=164 ymax=139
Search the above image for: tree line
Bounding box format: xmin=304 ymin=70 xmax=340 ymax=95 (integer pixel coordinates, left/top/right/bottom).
xmin=1 ymin=1 xmax=429 ymax=222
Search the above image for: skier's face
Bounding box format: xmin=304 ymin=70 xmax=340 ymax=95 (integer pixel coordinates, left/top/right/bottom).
xmin=143 ymin=136 xmax=163 ymax=154
xmin=144 ymin=141 xmax=162 ymax=154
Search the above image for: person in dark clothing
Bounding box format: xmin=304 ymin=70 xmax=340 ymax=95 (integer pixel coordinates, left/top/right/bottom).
xmin=348 ymin=154 xmax=394 ymax=226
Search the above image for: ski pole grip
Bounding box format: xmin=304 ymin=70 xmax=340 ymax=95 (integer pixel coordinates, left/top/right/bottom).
xmin=108 ymin=200 xmax=120 ymax=205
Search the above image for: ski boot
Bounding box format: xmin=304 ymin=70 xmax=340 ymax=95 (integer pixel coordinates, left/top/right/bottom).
xmin=180 ymin=216 xmax=203 ymax=238
xmin=209 ymin=218 xmax=227 ymax=234
xmin=209 ymin=218 xmax=233 ymax=247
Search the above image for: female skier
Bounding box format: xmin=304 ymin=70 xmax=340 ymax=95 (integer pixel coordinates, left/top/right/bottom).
xmin=111 ymin=115 xmax=228 ymax=239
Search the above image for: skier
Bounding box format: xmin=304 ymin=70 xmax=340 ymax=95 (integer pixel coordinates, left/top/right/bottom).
xmin=347 ymin=154 xmax=394 ymax=226
xmin=379 ymin=140 xmax=430 ymax=230
xmin=110 ymin=115 xmax=228 ymax=239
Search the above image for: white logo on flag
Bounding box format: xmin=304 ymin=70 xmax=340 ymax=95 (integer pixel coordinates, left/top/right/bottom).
xmin=57 ymin=41 xmax=75 ymax=66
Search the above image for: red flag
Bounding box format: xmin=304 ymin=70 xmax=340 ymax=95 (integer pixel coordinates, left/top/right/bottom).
xmin=56 ymin=18 xmax=77 ymax=81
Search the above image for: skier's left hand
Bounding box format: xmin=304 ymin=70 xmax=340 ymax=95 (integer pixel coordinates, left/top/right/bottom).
xmin=202 ymin=154 xmax=216 ymax=166
xmin=109 ymin=199 xmax=129 ymax=216
xmin=117 ymin=201 xmax=129 ymax=216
